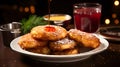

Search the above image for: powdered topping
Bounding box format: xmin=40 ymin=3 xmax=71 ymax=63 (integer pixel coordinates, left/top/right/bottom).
xmin=54 ymin=38 xmax=74 ymax=45
xmin=69 ymin=29 xmax=85 ymax=35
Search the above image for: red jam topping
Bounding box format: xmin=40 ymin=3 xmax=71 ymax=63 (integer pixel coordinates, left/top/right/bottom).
xmin=45 ymin=26 xmax=56 ymax=32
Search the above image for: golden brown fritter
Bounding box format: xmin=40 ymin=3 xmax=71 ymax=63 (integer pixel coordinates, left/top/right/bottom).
xmin=30 ymin=25 xmax=67 ymax=41
xmin=49 ymin=37 xmax=77 ymax=51
xmin=26 ymin=46 xmax=50 ymax=55
xmin=18 ymin=33 xmax=48 ymax=49
xmin=68 ymin=29 xmax=100 ymax=48
xmin=52 ymin=48 xmax=79 ymax=55
xmin=18 ymin=25 xmax=101 ymax=55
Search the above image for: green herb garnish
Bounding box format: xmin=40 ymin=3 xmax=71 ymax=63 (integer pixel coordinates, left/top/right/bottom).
xmin=20 ymin=15 xmax=48 ymax=34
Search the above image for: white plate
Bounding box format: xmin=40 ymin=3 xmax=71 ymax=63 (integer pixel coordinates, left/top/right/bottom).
xmin=10 ymin=36 xmax=109 ymax=63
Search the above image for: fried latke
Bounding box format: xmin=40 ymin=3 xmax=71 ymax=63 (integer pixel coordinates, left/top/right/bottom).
xmin=49 ymin=37 xmax=77 ymax=51
xmin=30 ymin=25 xmax=67 ymax=41
xmin=18 ymin=33 xmax=48 ymax=49
xmin=52 ymin=48 xmax=79 ymax=55
xmin=68 ymin=29 xmax=100 ymax=48
xmin=26 ymin=46 xmax=50 ymax=54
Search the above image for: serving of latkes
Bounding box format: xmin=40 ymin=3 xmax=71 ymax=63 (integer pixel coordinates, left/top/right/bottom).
xmin=18 ymin=25 xmax=100 ymax=55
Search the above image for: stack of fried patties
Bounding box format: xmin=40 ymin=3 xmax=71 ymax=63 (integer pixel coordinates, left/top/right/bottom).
xmin=18 ymin=25 xmax=79 ymax=55
xmin=18 ymin=25 xmax=100 ymax=55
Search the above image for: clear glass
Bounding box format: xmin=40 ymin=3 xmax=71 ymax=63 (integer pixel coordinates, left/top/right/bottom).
xmin=73 ymin=3 xmax=102 ymax=33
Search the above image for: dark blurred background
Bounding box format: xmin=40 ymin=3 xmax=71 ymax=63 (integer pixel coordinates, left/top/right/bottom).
xmin=0 ymin=0 xmax=120 ymax=25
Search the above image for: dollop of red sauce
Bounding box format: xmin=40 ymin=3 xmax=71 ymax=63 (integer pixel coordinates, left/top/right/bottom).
xmin=45 ymin=26 xmax=56 ymax=32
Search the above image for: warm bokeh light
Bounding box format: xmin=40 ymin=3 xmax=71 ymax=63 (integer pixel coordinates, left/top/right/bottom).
xmin=30 ymin=5 xmax=35 ymax=14
xmin=19 ymin=6 xmax=23 ymax=12
xmin=105 ymin=19 xmax=110 ymax=24
xmin=114 ymin=19 xmax=119 ymax=24
xmin=114 ymin=0 xmax=119 ymax=6
xmin=24 ymin=7 xmax=29 ymax=12
xmin=112 ymin=13 xmax=117 ymax=18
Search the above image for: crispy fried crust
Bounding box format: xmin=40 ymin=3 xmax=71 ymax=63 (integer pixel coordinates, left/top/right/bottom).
xmin=49 ymin=38 xmax=77 ymax=51
xmin=26 ymin=46 xmax=50 ymax=54
xmin=30 ymin=25 xmax=67 ymax=41
xmin=18 ymin=25 xmax=100 ymax=55
xmin=68 ymin=29 xmax=100 ymax=48
xmin=52 ymin=48 xmax=79 ymax=55
xmin=18 ymin=33 xmax=48 ymax=49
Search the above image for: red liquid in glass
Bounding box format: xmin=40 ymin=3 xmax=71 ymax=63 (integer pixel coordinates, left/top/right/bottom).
xmin=74 ymin=8 xmax=101 ymax=33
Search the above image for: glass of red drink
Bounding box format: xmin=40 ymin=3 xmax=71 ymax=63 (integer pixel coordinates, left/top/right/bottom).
xmin=73 ymin=3 xmax=102 ymax=33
